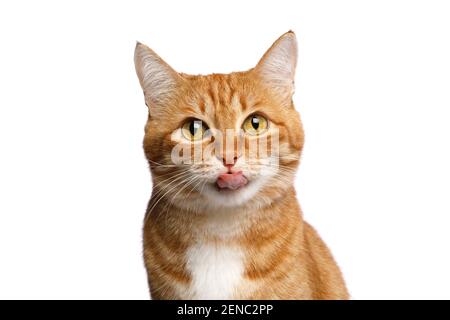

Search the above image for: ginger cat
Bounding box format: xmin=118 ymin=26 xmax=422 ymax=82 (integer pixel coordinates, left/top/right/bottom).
xmin=134 ymin=31 xmax=349 ymax=300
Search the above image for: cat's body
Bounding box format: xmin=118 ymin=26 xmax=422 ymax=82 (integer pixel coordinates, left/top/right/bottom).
xmin=135 ymin=32 xmax=349 ymax=300
xmin=144 ymin=188 xmax=347 ymax=299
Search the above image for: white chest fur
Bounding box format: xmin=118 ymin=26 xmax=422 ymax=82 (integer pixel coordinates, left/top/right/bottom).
xmin=185 ymin=242 xmax=244 ymax=299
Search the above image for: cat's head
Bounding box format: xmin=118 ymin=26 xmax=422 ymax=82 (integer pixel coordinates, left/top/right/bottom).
xmin=134 ymin=32 xmax=304 ymax=210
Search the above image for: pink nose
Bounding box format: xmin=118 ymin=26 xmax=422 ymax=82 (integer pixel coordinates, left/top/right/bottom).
xmin=216 ymin=171 xmax=248 ymax=190
xmin=221 ymin=156 xmax=238 ymax=170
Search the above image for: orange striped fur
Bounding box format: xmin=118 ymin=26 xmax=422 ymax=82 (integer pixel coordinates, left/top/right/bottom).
xmin=134 ymin=32 xmax=349 ymax=299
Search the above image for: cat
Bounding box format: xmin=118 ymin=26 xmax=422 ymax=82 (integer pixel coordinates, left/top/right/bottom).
xmin=134 ymin=31 xmax=349 ymax=300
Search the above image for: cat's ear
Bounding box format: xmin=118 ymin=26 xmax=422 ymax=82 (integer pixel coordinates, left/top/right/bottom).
xmin=134 ymin=42 xmax=184 ymax=112
xmin=254 ymin=31 xmax=298 ymax=102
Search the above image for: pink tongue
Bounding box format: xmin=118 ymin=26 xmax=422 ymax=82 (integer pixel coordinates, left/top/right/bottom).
xmin=216 ymin=172 xmax=248 ymax=190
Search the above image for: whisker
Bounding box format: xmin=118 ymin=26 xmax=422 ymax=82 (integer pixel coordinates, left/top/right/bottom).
xmin=160 ymin=174 xmax=205 ymax=214
xmin=150 ymin=171 xmax=192 ymax=196
xmin=146 ymin=173 xmax=193 ymax=218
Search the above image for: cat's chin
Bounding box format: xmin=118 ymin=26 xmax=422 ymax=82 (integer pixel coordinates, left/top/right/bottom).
xmin=197 ymin=178 xmax=266 ymax=209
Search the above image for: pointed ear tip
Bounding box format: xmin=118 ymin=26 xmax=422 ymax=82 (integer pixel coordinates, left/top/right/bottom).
xmin=135 ymin=41 xmax=146 ymax=50
xmin=280 ymin=31 xmax=298 ymax=54
xmin=283 ymin=30 xmax=297 ymax=41
xmin=135 ymin=42 xmax=143 ymax=55
xmin=134 ymin=42 xmax=153 ymax=60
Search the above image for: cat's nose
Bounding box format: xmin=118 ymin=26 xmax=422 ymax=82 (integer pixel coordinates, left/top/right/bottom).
xmin=219 ymin=155 xmax=239 ymax=170
xmin=223 ymin=156 xmax=238 ymax=167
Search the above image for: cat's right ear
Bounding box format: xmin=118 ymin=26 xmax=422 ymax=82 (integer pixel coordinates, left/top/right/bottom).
xmin=134 ymin=42 xmax=183 ymax=114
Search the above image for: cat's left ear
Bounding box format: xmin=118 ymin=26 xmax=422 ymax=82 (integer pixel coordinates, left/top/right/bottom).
xmin=254 ymin=31 xmax=298 ymax=102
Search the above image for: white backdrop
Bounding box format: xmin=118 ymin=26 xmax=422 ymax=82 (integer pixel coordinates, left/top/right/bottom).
xmin=0 ymin=0 xmax=449 ymax=299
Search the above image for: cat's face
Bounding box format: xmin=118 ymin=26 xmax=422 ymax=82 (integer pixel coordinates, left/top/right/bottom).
xmin=135 ymin=32 xmax=304 ymax=210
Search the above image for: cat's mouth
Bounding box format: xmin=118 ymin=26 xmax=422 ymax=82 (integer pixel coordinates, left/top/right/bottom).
xmin=216 ymin=171 xmax=248 ymax=191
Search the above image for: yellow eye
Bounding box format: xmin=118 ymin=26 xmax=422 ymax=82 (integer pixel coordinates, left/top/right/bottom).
xmin=242 ymin=114 xmax=268 ymax=135
xmin=182 ymin=119 xmax=207 ymax=141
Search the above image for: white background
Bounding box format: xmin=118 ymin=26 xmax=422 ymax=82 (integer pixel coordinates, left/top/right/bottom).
xmin=0 ymin=0 xmax=449 ymax=299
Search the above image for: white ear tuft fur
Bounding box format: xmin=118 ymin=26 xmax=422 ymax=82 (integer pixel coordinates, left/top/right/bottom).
xmin=134 ymin=42 xmax=181 ymax=109
xmin=255 ymin=31 xmax=298 ymax=101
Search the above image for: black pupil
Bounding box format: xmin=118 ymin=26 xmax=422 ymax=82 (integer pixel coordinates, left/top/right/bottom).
xmin=251 ymin=116 xmax=260 ymax=130
xmin=189 ymin=121 xmax=202 ymax=136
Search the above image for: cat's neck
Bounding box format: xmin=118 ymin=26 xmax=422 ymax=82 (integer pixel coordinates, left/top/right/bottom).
xmin=149 ymin=186 xmax=302 ymax=241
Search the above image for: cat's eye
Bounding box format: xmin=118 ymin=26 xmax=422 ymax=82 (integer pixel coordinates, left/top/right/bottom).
xmin=181 ymin=119 xmax=208 ymax=141
xmin=242 ymin=114 xmax=268 ymax=135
